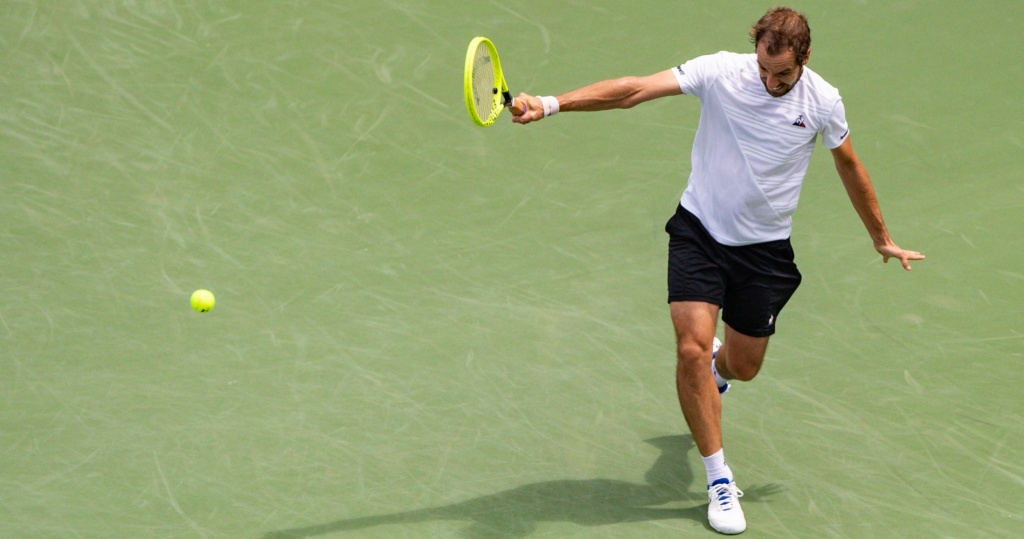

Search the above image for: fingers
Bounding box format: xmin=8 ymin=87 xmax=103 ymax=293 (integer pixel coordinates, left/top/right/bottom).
xmin=902 ymin=250 xmax=925 ymax=271
xmin=879 ymin=245 xmax=925 ymax=271
xmin=887 ymin=249 xmax=925 ymax=271
xmin=511 ymin=93 xmax=544 ymax=124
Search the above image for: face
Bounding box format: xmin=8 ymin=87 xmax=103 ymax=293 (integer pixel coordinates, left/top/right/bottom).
xmin=756 ymin=42 xmax=806 ymax=98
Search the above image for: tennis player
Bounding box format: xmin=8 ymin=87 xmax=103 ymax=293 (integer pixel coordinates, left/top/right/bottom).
xmin=511 ymin=6 xmax=924 ymax=535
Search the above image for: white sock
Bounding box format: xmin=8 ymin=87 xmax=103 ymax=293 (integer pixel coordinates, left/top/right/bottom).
xmin=702 ymin=448 xmax=733 ymax=486
xmin=711 ymin=356 xmax=729 ymax=388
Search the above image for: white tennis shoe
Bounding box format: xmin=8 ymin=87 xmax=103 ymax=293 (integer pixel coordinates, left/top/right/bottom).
xmin=707 ymin=478 xmax=746 ymax=534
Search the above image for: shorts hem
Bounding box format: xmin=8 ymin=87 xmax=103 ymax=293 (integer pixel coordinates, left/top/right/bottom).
xmin=726 ymin=325 xmax=776 ymax=338
xmin=667 ymin=295 xmax=723 ymax=306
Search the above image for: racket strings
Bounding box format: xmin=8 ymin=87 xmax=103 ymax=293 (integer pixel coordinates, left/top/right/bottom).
xmin=471 ymin=45 xmax=501 ymax=122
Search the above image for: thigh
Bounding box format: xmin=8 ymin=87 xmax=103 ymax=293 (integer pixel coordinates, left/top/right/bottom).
xmin=665 ymin=205 xmax=725 ymax=306
xmin=670 ymin=301 xmax=720 ymax=344
xmin=723 ymin=323 xmax=770 ymax=374
xmin=720 ymin=240 xmax=802 ymax=337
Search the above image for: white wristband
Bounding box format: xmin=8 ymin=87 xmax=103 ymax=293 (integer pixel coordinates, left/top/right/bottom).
xmin=540 ymin=95 xmax=560 ymax=117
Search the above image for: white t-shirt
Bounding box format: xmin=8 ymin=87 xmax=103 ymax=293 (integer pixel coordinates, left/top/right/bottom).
xmin=672 ymin=51 xmax=849 ymax=246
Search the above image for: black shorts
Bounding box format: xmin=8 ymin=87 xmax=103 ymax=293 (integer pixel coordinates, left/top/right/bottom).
xmin=665 ymin=205 xmax=802 ymax=337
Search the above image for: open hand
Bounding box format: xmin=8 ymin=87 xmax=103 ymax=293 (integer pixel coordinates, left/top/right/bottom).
xmin=876 ymin=243 xmax=925 ymax=270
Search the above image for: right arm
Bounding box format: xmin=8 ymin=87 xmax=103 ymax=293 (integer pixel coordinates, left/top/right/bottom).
xmin=511 ymin=69 xmax=682 ymax=125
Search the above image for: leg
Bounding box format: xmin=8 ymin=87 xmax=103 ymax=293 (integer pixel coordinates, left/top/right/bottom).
xmin=673 ymin=307 xmax=754 ymax=536
xmin=670 ymin=300 xmax=722 ymax=458
xmin=714 ymin=323 xmax=771 ymax=382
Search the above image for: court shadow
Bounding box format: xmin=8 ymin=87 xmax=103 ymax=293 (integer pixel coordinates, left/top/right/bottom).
xmin=262 ymin=435 xmax=785 ymax=538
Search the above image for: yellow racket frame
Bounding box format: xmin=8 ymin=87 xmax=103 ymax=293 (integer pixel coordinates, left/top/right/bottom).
xmin=464 ymin=36 xmax=514 ymax=127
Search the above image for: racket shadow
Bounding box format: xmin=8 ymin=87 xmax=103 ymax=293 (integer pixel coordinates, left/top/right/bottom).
xmin=261 ymin=435 xmax=782 ymax=538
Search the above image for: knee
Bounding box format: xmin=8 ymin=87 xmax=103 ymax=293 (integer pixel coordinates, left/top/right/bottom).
xmin=715 ymin=332 xmax=768 ymax=382
xmin=723 ymin=349 xmax=763 ymax=381
xmin=728 ymin=360 xmax=761 ymax=382
xmin=675 ymin=340 xmax=712 ymax=369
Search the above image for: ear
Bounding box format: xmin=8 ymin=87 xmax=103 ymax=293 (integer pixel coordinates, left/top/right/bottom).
xmin=802 ymin=49 xmax=812 ymax=65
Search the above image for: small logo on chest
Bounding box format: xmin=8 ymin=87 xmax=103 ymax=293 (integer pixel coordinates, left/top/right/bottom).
xmin=792 ymin=115 xmax=807 ymax=128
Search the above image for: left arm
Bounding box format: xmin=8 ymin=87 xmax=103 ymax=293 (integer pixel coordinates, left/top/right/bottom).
xmin=830 ymin=136 xmax=925 ymax=270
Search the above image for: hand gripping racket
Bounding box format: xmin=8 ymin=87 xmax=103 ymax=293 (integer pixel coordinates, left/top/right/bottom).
xmin=464 ymin=37 xmax=523 ymax=126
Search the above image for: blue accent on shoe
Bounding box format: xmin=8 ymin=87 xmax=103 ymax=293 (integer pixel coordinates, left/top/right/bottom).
xmin=709 ymin=478 xmax=736 ymax=506
xmin=717 ymin=381 xmax=730 ymax=394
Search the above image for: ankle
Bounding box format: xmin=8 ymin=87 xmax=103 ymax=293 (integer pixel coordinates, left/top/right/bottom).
xmin=701 ymin=448 xmax=733 ymax=485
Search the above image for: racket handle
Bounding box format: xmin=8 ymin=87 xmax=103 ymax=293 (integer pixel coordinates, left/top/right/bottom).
xmin=510 ymin=98 xmax=525 ymax=115
xmin=501 ymin=91 xmax=523 ymax=115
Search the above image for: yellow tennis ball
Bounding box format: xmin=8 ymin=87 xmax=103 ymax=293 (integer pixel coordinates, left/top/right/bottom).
xmin=190 ymin=289 xmax=215 ymax=312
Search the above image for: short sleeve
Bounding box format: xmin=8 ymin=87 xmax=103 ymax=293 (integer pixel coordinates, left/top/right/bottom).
xmin=671 ymin=52 xmax=726 ymax=98
xmin=821 ymin=98 xmax=850 ymax=149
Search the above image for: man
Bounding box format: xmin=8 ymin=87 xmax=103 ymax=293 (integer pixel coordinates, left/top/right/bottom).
xmin=510 ymin=6 xmax=924 ymax=535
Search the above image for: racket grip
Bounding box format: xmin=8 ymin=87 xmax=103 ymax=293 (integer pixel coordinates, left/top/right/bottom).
xmin=508 ymin=98 xmax=525 ymax=116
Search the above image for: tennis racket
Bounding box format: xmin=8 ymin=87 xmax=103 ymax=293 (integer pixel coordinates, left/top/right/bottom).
xmin=464 ymin=37 xmax=523 ymax=127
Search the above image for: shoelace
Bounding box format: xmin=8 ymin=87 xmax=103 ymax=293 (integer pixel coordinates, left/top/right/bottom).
xmin=710 ymin=483 xmax=744 ymax=511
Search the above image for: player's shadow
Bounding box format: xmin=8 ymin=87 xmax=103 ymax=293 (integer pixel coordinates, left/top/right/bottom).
xmin=262 ymin=435 xmax=784 ymax=538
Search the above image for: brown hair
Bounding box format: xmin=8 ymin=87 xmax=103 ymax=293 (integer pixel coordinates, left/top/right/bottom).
xmin=749 ymin=7 xmax=811 ymax=63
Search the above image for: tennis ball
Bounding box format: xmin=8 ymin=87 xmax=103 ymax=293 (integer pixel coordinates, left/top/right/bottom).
xmin=190 ymin=289 xmax=215 ymax=312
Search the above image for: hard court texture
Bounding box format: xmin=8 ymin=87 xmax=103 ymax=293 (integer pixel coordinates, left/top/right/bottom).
xmin=1 ymin=1 xmax=1021 ymax=537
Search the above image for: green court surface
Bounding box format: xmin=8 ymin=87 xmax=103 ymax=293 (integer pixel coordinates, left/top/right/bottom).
xmin=2 ymin=1 xmax=1022 ymax=537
